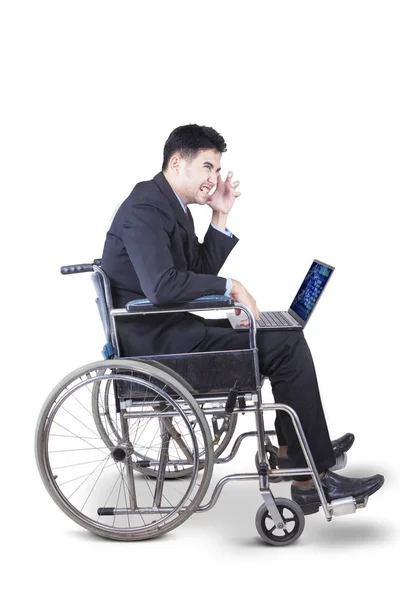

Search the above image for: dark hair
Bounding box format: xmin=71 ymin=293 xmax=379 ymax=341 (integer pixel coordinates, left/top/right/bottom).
xmin=162 ymin=124 xmax=227 ymax=171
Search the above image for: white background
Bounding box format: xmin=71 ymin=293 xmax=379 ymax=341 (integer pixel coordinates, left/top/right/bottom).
xmin=1 ymin=1 xmax=399 ymax=598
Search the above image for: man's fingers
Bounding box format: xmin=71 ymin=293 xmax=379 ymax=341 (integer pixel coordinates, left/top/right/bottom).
xmin=239 ymin=319 xmax=249 ymax=327
xmin=226 ymin=171 xmax=233 ymax=181
xmin=233 ymin=192 xmax=241 ymax=198
xmin=234 ymin=308 xmax=241 ymax=316
xmin=231 ymin=181 xmax=240 ymax=189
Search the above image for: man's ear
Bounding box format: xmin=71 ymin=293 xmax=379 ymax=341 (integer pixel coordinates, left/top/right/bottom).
xmin=169 ymin=154 xmax=181 ymax=174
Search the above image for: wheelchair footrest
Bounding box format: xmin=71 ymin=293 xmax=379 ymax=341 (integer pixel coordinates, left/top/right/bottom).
xmin=300 ymin=495 xmax=361 ymax=517
xmin=330 ymin=496 xmax=357 ymax=516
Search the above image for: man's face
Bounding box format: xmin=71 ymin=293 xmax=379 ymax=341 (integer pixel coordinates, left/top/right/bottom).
xmin=175 ymin=149 xmax=221 ymax=205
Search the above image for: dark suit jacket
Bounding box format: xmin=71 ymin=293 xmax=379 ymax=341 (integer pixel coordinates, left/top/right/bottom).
xmin=101 ymin=172 xmax=239 ymax=355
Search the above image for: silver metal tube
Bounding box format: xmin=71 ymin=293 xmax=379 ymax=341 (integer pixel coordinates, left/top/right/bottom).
xmin=163 ymin=416 xmax=194 ymax=462
xmin=121 ymin=401 xmax=289 ymax=417
xmin=138 ymin=459 xmax=205 ymax=467
xmin=152 ymin=420 xmax=170 ymax=508
xmin=197 ymin=474 xmax=259 ymax=512
xmin=107 ymin=507 xmax=175 ymax=515
xmin=123 ymin=407 xmax=248 ymax=417
xmin=272 ymin=403 xmax=332 ymax=520
xmin=110 ymin=314 xmax=121 ymax=357
xmin=118 ymin=407 xmax=137 ymax=511
xmin=93 ymin=266 xmax=121 ymax=357
xmin=232 ymin=302 xmax=257 ymax=350
xmin=216 ymin=431 xmax=277 ymax=464
xmin=255 ymin=399 xmax=268 ymax=486
xmin=233 ymin=309 xmax=266 ymax=487
xmin=124 ymin=410 xmax=187 ymax=418
xmin=122 ymin=406 xmax=259 ymax=418
xmin=195 ymin=394 xmax=253 ymax=403
xmin=215 ymin=431 xmax=258 ymax=463
xmin=121 ymin=394 xmax=252 ymax=408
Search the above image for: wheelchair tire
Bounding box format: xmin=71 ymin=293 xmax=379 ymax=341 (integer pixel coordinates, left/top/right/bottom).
xmin=91 ymin=359 xmax=238 ymax=478
xmin=255 ymin=498 xmax=305 ymax=546
xmin=35 ymin=359 xmax=213 ymax=541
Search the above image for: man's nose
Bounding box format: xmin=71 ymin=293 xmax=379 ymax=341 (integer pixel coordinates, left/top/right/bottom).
xmin=208 ymin=172 xmax=218 ymax=186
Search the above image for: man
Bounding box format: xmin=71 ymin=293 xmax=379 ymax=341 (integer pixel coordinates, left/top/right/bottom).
xmin=102 ymin=124 xmax=383 ymax=514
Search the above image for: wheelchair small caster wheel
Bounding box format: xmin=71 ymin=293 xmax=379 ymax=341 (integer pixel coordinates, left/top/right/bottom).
xmin=255 ymin=445 xmax=283 ymax=483
xmin=255 ymin=498 xmax=305 ymax=546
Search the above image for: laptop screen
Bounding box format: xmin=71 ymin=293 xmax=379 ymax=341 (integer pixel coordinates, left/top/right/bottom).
xmin=289 ymin=260 xmax=334 ymax=323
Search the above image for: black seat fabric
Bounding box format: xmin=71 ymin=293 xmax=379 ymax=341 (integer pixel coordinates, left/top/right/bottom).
xmin=117 ymin=349 xmax=259 ymax=396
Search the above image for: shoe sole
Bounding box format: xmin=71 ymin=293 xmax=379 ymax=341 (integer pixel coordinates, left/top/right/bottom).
xmin=299 ymin=502 xmax=321 ymax=515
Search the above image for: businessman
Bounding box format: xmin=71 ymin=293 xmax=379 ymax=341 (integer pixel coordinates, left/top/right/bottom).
xmin=102 ymin=124 xmax=383 ymax=514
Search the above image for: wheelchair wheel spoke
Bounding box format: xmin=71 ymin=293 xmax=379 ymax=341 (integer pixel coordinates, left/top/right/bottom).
xmin=67 ymin=455 xmax=112 ymax=502
xmin=60 ymin=405 xmax=104 ymax=441
xmin=112 ymin=466 xmax=125 ymax=528
xmin=52 ymin=421 xmax=109 ymax=456
xmin=58 ymin=460 xmax=119 ymax=486
xmin=80 ymin=455 xmax=115 ymax=511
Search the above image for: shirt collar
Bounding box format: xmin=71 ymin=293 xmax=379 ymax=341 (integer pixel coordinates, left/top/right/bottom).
xmin=173 ymin=190 xmax=187 ymax=214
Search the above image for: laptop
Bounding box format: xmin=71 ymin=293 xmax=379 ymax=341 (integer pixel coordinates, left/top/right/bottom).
xmin=227 ymin=259 xmax=335 ymax=330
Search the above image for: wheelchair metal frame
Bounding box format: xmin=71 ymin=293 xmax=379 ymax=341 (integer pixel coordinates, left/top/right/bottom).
xmin=92 ymin=263 xmax=336 ymax=523
xmin=35 ymin=259 xmax=365 ymax=546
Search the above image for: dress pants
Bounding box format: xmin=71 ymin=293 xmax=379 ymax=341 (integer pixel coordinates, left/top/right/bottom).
xmin=191 ymin=318 xmax=336 ymax=475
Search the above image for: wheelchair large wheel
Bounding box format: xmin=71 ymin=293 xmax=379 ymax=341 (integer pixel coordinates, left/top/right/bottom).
xmin=91 ymin=360 xmax=238 ymax=478
xmin=35 ymin=360 xmax=213 ymax=541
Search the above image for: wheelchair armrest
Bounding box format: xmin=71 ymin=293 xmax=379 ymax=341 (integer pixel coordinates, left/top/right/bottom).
xmin=125 ymin=295 xmax=235 ymax=313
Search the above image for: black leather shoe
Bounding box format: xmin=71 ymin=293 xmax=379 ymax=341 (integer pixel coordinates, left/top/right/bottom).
xmin=291 ymin=470 xmax=384 ymax=515
xmin=277 ymin=432 xmax=355 ymax=473
xmin=332 ymin=433 xmax=355 ymax=458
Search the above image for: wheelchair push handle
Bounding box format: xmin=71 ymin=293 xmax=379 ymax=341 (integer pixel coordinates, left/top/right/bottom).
xmin=60 ymin=258 xmax=102 ymax=275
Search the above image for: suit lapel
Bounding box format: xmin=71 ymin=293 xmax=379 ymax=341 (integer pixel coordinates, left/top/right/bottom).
xmin=153 ymin=172 xmax=193 ymax=235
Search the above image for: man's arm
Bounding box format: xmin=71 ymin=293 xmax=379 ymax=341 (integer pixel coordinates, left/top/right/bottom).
xmin=190 ymin=172 xmax=240 ymax=275
xmin=190 ymin=221 xmax=238 ymax=276
xmin=121 ymin=202 xmax=228 ymax=305
xmin=202 ymin=174 xmax=260 ymax=321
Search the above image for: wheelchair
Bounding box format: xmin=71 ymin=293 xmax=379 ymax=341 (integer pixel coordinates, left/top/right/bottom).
xmin=35 ymin=259 xmax=365 ymax=545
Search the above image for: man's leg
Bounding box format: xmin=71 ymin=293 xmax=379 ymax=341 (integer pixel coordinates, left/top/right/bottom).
xmin=193 ymin=318 xmax=383 ymax=506
xmin=194 ymin=320 xmax=335 ymax=475
xmin=257 ymin=329 xmax=335 ymax=473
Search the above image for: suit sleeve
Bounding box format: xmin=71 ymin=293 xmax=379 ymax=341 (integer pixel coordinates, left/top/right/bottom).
xmin=121 ymin=203 xmax=228 ymax=304
xmin=190 ymin=224 xmax=239 ymax=275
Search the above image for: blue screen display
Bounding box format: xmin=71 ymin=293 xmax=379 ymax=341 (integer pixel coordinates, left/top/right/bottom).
xmin=290 ymin=261 xmax=334 ymax=322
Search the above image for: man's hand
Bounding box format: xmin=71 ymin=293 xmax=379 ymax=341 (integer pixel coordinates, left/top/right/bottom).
xmin=230 ymin=279 xmax=260 ymax=327
xmin=206 ymin=171 xmax=241 ymax=214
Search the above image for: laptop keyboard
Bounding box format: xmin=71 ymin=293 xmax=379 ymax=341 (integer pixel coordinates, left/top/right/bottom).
xmin=256 ymin=311 xmax=299 ymax=328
